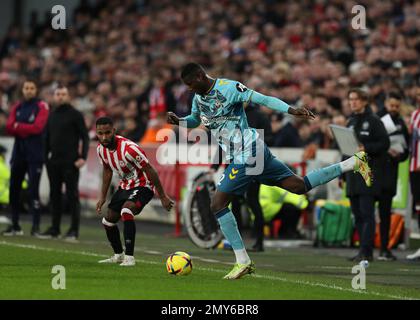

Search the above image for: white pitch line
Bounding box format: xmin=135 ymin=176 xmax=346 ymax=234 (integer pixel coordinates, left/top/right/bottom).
xmin=306 ymin=265 xmax=353 ymax=270
xmin=143 ymin=250 xmax=164 ymax=255
xmin=397 ymin=269 xmax=420 ymax=273
xmin=0 ymin=240 xmax=417 ymax=300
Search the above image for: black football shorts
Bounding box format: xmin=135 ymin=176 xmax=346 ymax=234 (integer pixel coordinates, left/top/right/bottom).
xmin=108 ymin=186 xmax=154 ymax=214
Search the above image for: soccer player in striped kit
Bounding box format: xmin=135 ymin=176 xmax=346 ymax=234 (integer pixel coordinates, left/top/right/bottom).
xmin=407 ymin=87 xmax=420 ymax=261
xmin=95 ymin=117 xmax=174 ymax=266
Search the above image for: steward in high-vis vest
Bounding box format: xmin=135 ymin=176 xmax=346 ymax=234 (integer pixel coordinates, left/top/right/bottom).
xmin=0 ymin=146 xmax=10 ymax=205
xmin=259 ymin=184 xmax=308 ymax=238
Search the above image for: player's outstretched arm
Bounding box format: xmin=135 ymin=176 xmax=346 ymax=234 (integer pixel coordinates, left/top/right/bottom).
xmin=96 ymin=165 xmax=113 ymax=214
xmin=287 ymin=106 xmax=316 ymax=120
xmin=249 ymin=91 xmax=315 ymax=120
xmin=167 ymin=112 xmax=201 ymax=128
xmin=167 ymin=112 xmax=180 ymax=126
xmin=142 ymin=163 xmax=175 ymax=211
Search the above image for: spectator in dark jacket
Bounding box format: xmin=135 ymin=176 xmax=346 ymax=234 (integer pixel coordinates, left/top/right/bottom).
xmin=344 ymin=88 xmax=390 ymax=262
xmin=376 ymin=91 xmax=409 ymax=260
xmin=1 ymin=79 xmax=49 ymax=236
xmin=38 ymin=85 xmax=89 ymax=241
xmin=272 ymin=114 xmax=303 ymax=148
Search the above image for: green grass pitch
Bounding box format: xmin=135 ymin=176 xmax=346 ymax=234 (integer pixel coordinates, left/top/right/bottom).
xmin=1 ymin=220 xmax=420 ymax=300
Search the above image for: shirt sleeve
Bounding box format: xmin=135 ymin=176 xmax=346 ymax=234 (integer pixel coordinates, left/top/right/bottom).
xmin=410 ymin=110 xmax=419 ymax=132
xmin=77 ymin=111 xmax=90 ymax=160
xmin=5 ymin=102 xmax=20 ymax=136
xmin=96 ymin=145 xmax=110 ymax=169
xmin=225 ymin=80 xmax=290 ymax=113
xmin=225 ymin=81 xmax=254 ymax=104
xmin=14 ymin=101 xmax=50 ymax=137
xmin=249 ymin=91 xmax=290 ymax=113
xmin=125 ymin=144 xmax=149 ymax=169
xmin=191 ymin=97 xmax=200 ymax=116
xmin=180 ymin=97 xmax=201 ymax=128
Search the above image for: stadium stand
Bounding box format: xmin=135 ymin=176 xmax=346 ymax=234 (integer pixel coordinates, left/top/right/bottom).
xmin=0 ymin=0 xmax=418 ymax=145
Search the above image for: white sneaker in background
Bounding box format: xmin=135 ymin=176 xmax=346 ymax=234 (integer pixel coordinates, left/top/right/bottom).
xmin=120 ymin=255 xmax=136 ymax=266
xmin=406 ymin=248 xmax=420 ymax=260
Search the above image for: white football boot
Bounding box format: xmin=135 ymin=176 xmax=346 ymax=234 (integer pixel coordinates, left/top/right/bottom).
xmin=98 ymin=253 xmax=125 ymax=264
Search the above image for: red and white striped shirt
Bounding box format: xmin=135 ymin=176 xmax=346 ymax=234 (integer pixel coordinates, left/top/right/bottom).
xmin=410 ymin=109 xmax=420 ymax=172
xmin=97 ymin=135 xmax=155 ymax=191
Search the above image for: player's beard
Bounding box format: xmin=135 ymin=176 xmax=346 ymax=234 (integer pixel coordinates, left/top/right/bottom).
xmin=102 ymin=135 xmax=116 ymax=149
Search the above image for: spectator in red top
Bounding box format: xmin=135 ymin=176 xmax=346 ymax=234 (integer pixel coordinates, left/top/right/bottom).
xmin=1 ymin=79 xmax=49 ymax=236
xmin=147 ymin=74 xmax=175 ymax=126
xmin=140 ymin=73 xmax=175 ymax=144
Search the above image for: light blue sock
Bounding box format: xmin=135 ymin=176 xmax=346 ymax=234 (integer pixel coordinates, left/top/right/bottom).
xmin=304 ymin=163 xmax=342 ymax=191
xmin=215 ymin=208 xmax=245 ymax=250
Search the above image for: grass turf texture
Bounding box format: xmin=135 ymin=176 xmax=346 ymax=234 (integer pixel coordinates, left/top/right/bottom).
xmin=0 ymin=221 xmax=420 ymax=300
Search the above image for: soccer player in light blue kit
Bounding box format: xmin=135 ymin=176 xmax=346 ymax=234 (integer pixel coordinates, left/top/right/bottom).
xmin=167 ymin=63 xmax=372 ymax=280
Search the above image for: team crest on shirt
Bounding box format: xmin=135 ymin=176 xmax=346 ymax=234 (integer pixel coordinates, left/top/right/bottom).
xmin=28 ymin=113 xmax=35 ymax=123
xmin=211 ymin=90 xmax=227 ymax=111
xmin=136 ymin=155 xmax=141 ymax=162
xmin=119 ymin=160 xmax=126 ymax=167
xmin=215 ymin=90 xmax=227 ymax=102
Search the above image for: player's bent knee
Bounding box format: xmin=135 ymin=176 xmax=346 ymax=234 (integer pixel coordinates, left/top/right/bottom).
xmin=121 ymin=208 xmax=135 ymax=221
xmin=281 ymin=176 xmax=306 ymax=195
xmin=210 ymin=201 xmax=218 ymax=214
xmin=210 ymin=199 xmax=226 ymax=214
xmin=211 ymin=192 xmax=231 ymax=214
xmin=102 ymin=217 xmax=117 ymax=228
xmin=105 ymin=211 xmax=120 ymax=224
xmin=293 ymin=184 xmax=307 ymax=195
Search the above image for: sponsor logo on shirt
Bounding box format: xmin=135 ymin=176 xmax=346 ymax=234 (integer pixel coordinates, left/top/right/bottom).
xmin=236 ymin=83 xmax=247 ymax=92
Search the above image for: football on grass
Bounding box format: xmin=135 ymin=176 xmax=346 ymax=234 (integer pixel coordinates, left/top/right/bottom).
xmin=166 ymin=251 xmax=192 ymax=276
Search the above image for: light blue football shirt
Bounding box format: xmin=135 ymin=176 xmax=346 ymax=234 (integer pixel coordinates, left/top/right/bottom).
xmin=190 ymin=78 xmax=261 ymax=164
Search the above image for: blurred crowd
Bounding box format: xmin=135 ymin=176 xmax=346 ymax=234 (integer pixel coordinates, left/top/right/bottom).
xmin=0 ymin=0 xmax=419 ymax=149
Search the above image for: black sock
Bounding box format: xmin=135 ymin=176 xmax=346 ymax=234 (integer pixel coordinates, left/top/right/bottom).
xmin=123 ymin=220 xmax=136 ymax=256
xmin=104 ymin=225 xmax=123 ymax=254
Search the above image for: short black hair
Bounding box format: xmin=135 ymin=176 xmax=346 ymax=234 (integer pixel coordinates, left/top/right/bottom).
xmin=181 ymin=63 xmax=205 ymax=81
xmin=386 ymin=91 xmax=403 ymax=101
xmin=96 ymin=117 xmax=113 ymax=127
xmin=22 ymin=77 xmax=38 ymax=88
xmin=55 ymin=84 xmax=67 ymax=90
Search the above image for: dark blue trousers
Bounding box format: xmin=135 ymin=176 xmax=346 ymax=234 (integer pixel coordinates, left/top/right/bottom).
xmin=9 ymin=160 xmax=43 ymax=229
xmin=349 ymin=195 xmax=376 ymax=257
